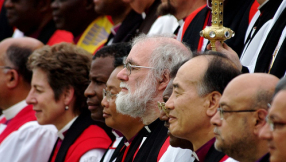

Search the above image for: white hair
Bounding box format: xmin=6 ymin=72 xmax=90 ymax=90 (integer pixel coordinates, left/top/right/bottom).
xmin=132 ymin=34 xmax=192 ymax=81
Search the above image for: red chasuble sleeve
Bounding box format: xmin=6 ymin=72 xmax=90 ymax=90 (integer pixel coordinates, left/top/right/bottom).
xmin=0 ymin=105 xmax=36 ymax=144
xmin=63 ymin=125 xmax=112 ymax=162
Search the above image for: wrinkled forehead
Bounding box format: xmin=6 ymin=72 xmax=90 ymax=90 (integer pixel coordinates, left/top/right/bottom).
xmin=126 ymin=41 xmax=154 ymax=66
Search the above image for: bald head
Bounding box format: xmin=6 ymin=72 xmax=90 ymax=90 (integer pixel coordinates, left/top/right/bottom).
xmin=0 ymin=37 xmax=43 ymax=84
xmin=0 ymin=37 xmax=43 ymax=109
xmin=0 ymin=37 xmax=43 ymax=64
xmin=178 ymin=55 xmax=208 ymax=88
xmin=183 ymin=53 xmax=241 ymax=96
xmin=0 ymin=37 xmax=43 ymax=51
xmin=212 ymin=74 xmax=278 ymax=162
xmin=223 ymin=73 xmax=279 ymax=109
xmin=0 ymin=37 xmax=43 ymax=59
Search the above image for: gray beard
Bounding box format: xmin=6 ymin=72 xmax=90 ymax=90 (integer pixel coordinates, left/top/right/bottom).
xmin=115 ymin=73 xmax=157 ymax=119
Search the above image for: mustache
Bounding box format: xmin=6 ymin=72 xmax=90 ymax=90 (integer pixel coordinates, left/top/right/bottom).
xmin=213 ymin=127 xmax=221 ymax=135
xmin=120 ymin=82 xmax=129 ymax=89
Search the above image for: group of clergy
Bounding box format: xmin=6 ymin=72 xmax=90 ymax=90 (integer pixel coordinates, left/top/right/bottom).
xmin=0 ymin=0 xmax=286 ymax=162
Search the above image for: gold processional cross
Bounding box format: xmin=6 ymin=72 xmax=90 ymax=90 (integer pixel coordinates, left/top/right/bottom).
xmin=200 ymin=0 xmax=235 ymax=51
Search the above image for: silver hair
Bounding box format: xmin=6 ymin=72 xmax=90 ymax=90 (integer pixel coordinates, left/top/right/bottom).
xmin=132 ymin=34 xmax=192 ymax=81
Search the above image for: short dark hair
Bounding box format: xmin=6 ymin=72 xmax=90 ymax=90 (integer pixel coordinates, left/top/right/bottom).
xmin=253 ymin=89 xmax=273 ymax=110
xmin=27 ymin=43 xmax=91 ymax=115
xmin=170 ymin=59 xmax=189 ymax=78
xmin=93 ymin=42 xmax=131 ymax=68
xmin=194 ymin=51 xmax=241 ymax=96
xmin=5 ymin=45 xmax=33 ymax=84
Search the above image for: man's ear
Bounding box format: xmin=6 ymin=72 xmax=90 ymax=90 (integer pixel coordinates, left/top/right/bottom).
xmin=158 ymin=70 xmax=170 ymax=91
xmin=6 ymin=69 xmax=19 ymax=89
xmin=253 ymin=109 xmax=268 ymax=135
xmin=63 ymin=86 xmax=75 ymax=106
xmin=206 ymin=91 xmax=221 ymax=117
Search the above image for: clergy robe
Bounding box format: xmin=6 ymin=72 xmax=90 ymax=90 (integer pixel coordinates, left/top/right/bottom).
xmin=0 ymin=104 xmax=57 ymax=162
xmin=193 ymin=138 xmax=228 ymax=162
xmin=240 ymin=0 xmax=283 ymax=74
xmin=106 ymin=119 xmax=196 ymax=162
xmin=254 ymin=5 xmax=286 ymax=78
xmin=138 ymin=0 xmax=161 ymax=34
xmin=49 ymin=111 xmax=113 ymax=162
xmin=105 ymin=10 xmax=143 ymax=45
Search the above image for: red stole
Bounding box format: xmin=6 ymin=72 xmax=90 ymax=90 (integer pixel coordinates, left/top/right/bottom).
xmin=249 ymin=1 xmax=260 ymax=24
xmin=157 ymin=136 xmax=170 ymax=161
xmin=121 ymin=144 xmax=131 ymax=162
xmin=51 ymin=130 xmax=68 ymax=162
xmin=182 ymin=4 xmax=207 ymax=41
xmin=50 ymin=125 xmax=111 ymax=162
xmin=0 ymin=105 xmax=36 ymax=144
xmin=50 ymin=138 xmax=63 ymax=162
xmin=219 ymin=155 xmax=229 ymax=162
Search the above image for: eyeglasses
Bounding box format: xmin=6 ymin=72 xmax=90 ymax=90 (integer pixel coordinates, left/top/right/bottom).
xmin=265 ymin=114 xmax=286 ymax=132
xmin=217 ymin=107 xmax=257 ymax=120
xmin=0 ymin=66 xmax=13 ymax=70
xmin=265 ymin=115 xmax=275 ymax=131
xmin=102 ymin=89 xmax=117 ymax=102
xmin=157 ymin=101 xmax=169 ymax=117
xmin=123 ymin=62 xmax=154 ymax=76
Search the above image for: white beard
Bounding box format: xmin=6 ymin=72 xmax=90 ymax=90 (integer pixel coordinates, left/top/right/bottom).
xmin=115 ymin=73 xmax=157 ymax=119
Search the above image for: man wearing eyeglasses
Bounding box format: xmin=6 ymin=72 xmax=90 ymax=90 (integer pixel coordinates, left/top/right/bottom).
xmin=100 ymin=63 xmax=145 ymax=162
xmin=211 ymin=73 xmax=279 ymax=162
xmin=0 ymin=37 xmax=58 ymax=162
xmin=259 ymin=76 xmax=286 ymax=162
xmin=116 ymin=34 xmax=192 ymax=161
xmin=166 ymin=52 xmax=240 ymax=162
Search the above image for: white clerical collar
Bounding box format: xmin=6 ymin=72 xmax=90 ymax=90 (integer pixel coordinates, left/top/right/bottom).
xmin=57 ymin=116 xmax=78 ymax=140
xmin=2 ymin=100 xmax=27 ymax=120
xmin=144 ymin=126 xmax=151 ymax=133
xmin=178 ymin=19 xmax=184 ymax=26
xmin=142 ymin=12 xmax=146 ymax=19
